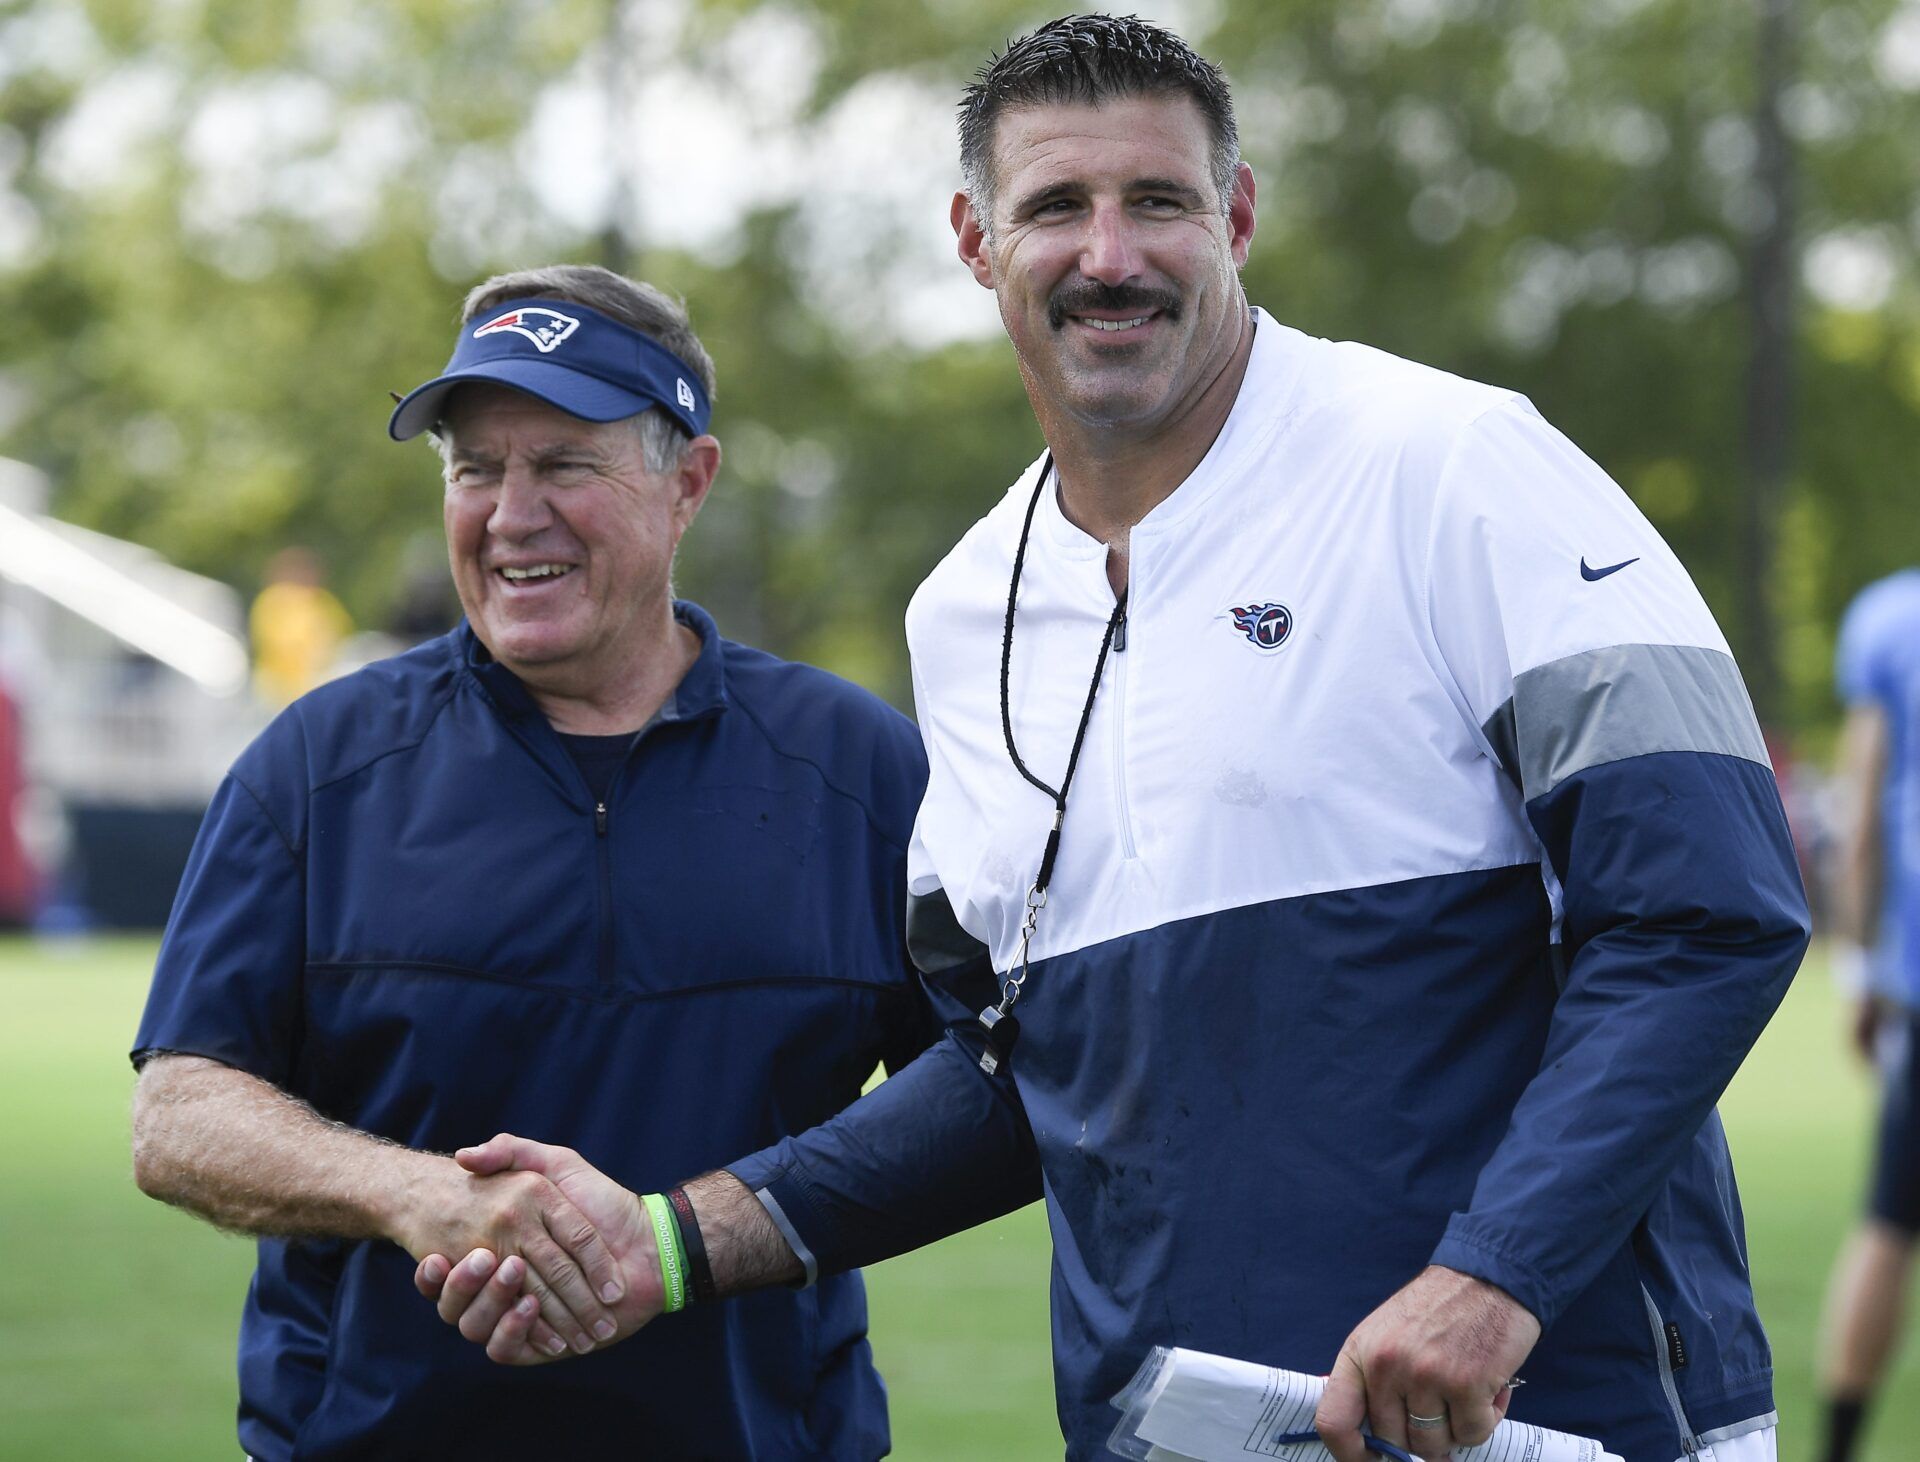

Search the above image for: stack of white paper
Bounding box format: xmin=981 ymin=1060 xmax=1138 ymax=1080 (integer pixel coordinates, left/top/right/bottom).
xmin=1109 ymin=1347 xmax=1623 ymax=1462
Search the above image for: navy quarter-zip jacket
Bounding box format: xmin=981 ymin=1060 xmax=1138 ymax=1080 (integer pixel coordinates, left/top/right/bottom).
xmin=135 ymin=602 xmax=934 ymax=1460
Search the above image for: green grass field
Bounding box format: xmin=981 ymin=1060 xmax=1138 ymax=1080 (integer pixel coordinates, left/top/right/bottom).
xmin=1 ymin=936 xmax=1914 ymax=1460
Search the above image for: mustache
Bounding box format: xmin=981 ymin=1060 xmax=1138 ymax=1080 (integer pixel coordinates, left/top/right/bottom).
xmin=1047 ymin=281 xmax=1182 ymax=331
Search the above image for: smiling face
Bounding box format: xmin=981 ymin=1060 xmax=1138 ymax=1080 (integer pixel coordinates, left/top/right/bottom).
xmin=440 ymin=384 xmax=716 ymax=694
xmin=954 ymin=92 xmax=1255 ymax=438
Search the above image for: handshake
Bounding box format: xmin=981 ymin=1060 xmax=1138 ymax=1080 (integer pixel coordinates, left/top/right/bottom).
xmin=403 ymin=1134 xmax=689 ymax=1365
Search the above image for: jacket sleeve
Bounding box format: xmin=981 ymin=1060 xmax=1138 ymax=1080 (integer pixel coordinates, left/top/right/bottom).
xmin=1418 ymin=396 xmax=1810 ymax=1329
xmin=130 ymin=720 xmax=309 ymax=1084
xmin=1834 ymin=586 xmax=1897 ymax=715
xmin=1832 ymin=584 xmax=1909 ymax=1000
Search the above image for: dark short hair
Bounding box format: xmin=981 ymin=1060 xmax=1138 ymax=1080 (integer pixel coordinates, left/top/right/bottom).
xmin=958 ymin=13 xmax=1239 ymax=216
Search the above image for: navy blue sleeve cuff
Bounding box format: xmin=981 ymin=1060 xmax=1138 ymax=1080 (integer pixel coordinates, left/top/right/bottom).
xmin=718 ymin=1031 xmax=1042 ymax=1281
xmin=1429 ymin=1218 xmax=1555 ymax=1328
xmin=720 ymin=1152 xmax=820 ymax=1288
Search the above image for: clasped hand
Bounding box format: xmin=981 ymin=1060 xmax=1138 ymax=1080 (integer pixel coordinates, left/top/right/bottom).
xmin=411 ymin=1135 xmax=663 ymax=1363
xmin=408 ymin=1157 xmax=1540 ymax=1431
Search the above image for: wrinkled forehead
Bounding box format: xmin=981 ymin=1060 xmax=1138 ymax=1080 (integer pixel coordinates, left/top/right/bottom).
xmin=985 ymin=92 xmax=1215 ymax=198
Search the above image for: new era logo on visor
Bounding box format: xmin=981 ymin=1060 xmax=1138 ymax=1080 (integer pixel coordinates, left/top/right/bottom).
xmin=676 ymin=378 xmax=696 ymax=412
xmin=1226 ymin=602 xmax=1294 ymax=651
xmin=472 ymin=307 xmax=580 ymax=354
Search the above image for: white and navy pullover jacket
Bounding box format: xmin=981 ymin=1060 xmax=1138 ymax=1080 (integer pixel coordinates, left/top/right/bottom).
xmin=728 ymin=313 xmax=1810 ymax=1462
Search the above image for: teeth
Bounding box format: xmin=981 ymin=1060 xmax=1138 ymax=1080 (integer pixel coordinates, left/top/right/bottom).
xmin=500 ymin=564 xmax=571 ymax=581
xmin=1082 ymin=316 xmax=1151 ymax=331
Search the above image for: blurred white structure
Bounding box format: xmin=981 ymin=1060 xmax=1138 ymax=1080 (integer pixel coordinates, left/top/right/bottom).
xmin=0 ymin=456 xmax=261 ymax=863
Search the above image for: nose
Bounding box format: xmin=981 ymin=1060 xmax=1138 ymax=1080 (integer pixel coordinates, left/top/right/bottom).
xmin=487 ymin=461 xmax=553 ymax=540
xmin=1079 ymin=201 xmax=1144 ymax=286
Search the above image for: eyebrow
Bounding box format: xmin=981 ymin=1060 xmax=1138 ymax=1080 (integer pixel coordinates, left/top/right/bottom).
xmin=1131 ymin=177 xmax=1207 ymax=204
xmin=528 ymin=443 xmax=604 ymax=465
xmin=1012 ymin=181 xmax=1081 ymax=214
xmin=1011 ymin=176 xmax=1209 ymax=214
xmin=445 ymin=442 xmax=606 ymax=468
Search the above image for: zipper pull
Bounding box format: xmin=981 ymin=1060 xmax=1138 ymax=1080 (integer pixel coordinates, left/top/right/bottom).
xmin=594 ymin=802 xmax=608 ymax=836
xmin=1112 ymin=609 xmax=1127 ymax=653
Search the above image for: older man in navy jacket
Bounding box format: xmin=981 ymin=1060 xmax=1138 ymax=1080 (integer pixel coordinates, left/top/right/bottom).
xmin=130 ymin=264 xmax=935 ymax=1460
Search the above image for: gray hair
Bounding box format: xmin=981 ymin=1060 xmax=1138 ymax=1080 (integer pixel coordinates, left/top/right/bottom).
xmin=445 ymin=264 xmax=717 ymax=474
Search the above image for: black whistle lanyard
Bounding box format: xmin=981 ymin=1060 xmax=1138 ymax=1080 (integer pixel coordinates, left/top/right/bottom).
xmin=977 ymin=455 xmax=1128 ymax=1077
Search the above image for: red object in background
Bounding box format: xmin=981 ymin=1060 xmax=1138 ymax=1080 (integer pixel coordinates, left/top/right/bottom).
xmin=0 ymin=680 xmax=35 ymax=925
xmin=1763 ymin=726 xmax=1823 ymax=926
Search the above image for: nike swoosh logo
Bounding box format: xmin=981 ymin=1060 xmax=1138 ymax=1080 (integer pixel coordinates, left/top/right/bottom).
xmin=1581 ymin=556 xmax=1639 ymax=581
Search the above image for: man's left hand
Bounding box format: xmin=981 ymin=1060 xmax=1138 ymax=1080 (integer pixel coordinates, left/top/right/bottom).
xmin=1313 ymin=1264 xmax=1540 ymax=1462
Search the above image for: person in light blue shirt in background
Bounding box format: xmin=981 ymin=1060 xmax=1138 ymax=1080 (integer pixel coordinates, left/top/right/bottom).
xmin=1817 ymin=567 xmax=1920 ymax=1462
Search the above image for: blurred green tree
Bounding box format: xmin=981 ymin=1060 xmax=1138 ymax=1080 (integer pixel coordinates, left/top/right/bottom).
xmin=0 ymin=0 xmax=1915 ymax=729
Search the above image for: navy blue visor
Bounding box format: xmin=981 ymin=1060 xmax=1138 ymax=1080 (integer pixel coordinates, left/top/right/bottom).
xmin=388 ymin=296 xmax=712 ymax=442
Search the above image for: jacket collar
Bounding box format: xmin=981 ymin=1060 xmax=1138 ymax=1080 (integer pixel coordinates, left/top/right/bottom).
xmin=456 ymin=599 xmax=731 ymax=728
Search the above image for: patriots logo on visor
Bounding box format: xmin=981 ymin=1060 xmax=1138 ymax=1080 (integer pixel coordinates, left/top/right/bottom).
xmin=1227 ymin=602 xmax=1293 ymax=651
xmin=472 ymin=307 xmax=581 ymax=354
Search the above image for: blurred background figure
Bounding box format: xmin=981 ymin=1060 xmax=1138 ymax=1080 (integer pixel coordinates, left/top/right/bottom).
xmin=1816 ymin=567 xmax=1920 ymax=1462
xmin=249 ymin=547 xmax=351 ymax=706
xmin=0 ymin=666 xmax=35 ymax=929
xmin=386 ymin=531 xmax=465 ymax=646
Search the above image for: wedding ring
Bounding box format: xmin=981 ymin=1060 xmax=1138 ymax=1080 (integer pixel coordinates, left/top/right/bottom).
xmin=1407 ymin=1412 xmax=1447 ymax=1429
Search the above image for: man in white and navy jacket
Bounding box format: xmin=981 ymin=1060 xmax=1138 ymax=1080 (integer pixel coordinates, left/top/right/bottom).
xmin=420 ymin=19 xmax=1808 ymax=1462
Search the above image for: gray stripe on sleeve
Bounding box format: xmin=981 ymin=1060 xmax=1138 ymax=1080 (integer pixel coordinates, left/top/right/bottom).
xmin=907 ymin=888 xmax=990 ymax=976
xmin=751 ymin=1187 xmax=818 ymax=1289
xmin=1695 ymin=1412 xmax=1778 ymax=1447
xmin=1479 ymin=643 xmax=1770 ymax=803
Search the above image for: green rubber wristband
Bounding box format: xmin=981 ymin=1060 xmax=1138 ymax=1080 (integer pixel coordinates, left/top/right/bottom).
xmin=641 ymin=1191 xmax=687 ymax=1314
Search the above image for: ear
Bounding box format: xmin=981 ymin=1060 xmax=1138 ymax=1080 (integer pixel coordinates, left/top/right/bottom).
xmin=669 ymin=437 xmax=722 ymax=540
xmin=952 ymin=190 xmax=996 ymax=289
xmin=1227 ymin=162 xmax=1257 ymax=268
